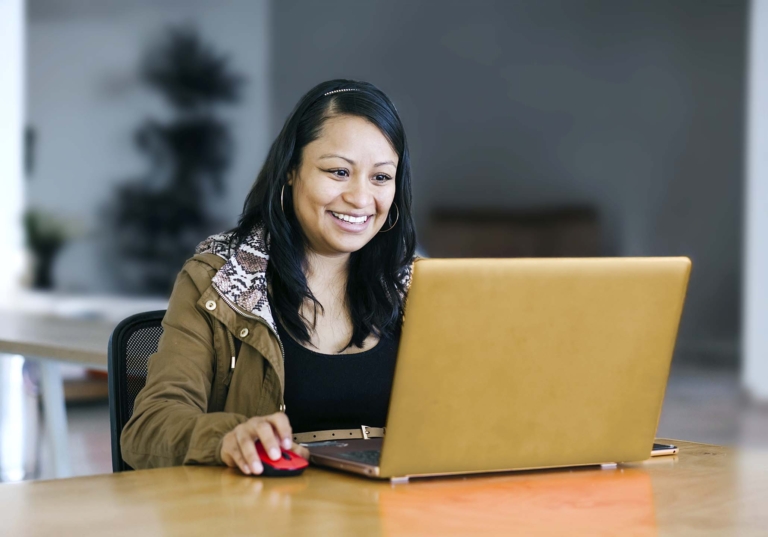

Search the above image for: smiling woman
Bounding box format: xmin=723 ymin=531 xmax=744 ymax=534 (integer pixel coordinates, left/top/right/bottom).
xmin=290 ymin=115 xmax=399 ymax=259
xmin=120 ymin=80 xmax=417 ymax=476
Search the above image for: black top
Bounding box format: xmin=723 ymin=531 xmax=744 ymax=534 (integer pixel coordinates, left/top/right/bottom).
xmin=276 ymin=316 xmax=400 ymax=434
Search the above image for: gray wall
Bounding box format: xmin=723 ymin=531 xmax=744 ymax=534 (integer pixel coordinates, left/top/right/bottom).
xmin=272 ymin=0 xmax=745 ymax=365
xmin=27 ymin=0 xmax=272 ymax=292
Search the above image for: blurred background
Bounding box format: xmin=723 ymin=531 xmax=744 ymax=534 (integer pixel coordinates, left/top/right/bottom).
xmin=1 ymin=0 xmax=766 ymax=481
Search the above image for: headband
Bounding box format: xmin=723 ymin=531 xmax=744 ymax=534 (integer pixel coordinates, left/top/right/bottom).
xmin=323 ymin=88 xmax=360 ymax=96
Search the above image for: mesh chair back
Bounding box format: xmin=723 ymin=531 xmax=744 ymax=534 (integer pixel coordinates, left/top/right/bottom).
xmin=108 ymin=310 xmax=166 ymax=472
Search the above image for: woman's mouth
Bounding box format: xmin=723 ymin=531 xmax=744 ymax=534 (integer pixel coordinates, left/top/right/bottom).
xmin=330 ymin=211 xmax=371 ymax=224
xmin=329 ymin=211 xmax=373 ymax=231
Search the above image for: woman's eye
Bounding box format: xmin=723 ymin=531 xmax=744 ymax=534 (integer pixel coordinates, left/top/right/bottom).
xmin=374 ymin=174 xmax=393 ymax=183
xmin=330 ymin=169 xmax=349 ymax=178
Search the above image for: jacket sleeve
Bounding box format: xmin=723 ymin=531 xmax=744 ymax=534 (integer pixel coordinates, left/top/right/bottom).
xmin=120 ymin=264 xmax=249 ymax=469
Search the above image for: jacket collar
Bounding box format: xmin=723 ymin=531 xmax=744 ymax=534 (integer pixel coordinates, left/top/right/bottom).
xmin=195 ymin=223 xmax=277 ymax=335
xmin=195 ymin=223 xmax=414 ymax=336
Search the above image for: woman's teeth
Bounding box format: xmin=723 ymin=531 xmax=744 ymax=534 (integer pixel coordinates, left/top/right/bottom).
xmin=331 ymin=212 xmax=369 ymax=224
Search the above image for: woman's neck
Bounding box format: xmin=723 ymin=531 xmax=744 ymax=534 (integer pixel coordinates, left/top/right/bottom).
xmin=303 ymin=251 xmax=349 ymax=341
xmin=304 ymin=251 xmax=349 ymax=292
xmin=301 ymin=250 xmax=379 ymax=354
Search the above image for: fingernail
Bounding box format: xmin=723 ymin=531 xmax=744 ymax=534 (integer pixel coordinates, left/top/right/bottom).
xmin=282 ymin=438 xmax=292 ymax=450
xmin=242 ymin=465 xmax=251 ymax=475
xmin=251 ymin=462 xmax=263 ymax=474
xmin=269 ymin=447 xmax=281 ymax=460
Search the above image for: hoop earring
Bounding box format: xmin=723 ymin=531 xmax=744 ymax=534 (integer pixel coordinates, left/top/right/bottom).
xmin=280 ymin=184 xmax=286 ymax=213
xmin=379 ymin=204 xmax=399 ymax=233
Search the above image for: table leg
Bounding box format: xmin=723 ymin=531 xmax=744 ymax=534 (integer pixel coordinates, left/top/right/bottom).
xmin=39 ymin=361 xmax=72 ymax=479
xmin=0 ymin=354 xmax=28 ymax=481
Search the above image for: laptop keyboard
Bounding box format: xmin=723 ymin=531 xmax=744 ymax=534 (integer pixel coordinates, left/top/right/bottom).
xmin=336 ymin=450 xmax=381 ymax=466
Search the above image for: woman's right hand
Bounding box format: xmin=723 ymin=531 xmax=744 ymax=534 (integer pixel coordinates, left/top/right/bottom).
xmin=220 ymin=413 xmax=309 ymax=475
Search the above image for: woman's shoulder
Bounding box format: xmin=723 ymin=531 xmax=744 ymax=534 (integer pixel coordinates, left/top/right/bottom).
xmin=187 ymin=225 xmax=274 ymax=327
xmin=178 ymin=229 xmax=244 ymax=294
xmin=195 ymin=230 xmax=238 ymax=258
xmin=401 ymin=259 xmax=414 ymax=290
xmin=174 ymin=230 xmax=237 ymax=286
xmin=183 ymin=225 xmax=269 ymax=294
xmin=398 ymin=256 xmax=420 ymax=298
xmin=195 ymin=224 xmax=269 ymax=259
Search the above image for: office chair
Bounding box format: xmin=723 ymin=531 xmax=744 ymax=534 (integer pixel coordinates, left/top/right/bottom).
xmin=108 ymin=310 xmax=166 ymax=472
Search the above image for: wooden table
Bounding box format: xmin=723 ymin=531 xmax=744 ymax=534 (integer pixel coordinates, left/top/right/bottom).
xmin=0 ymin=440 xmax=765 ymax=536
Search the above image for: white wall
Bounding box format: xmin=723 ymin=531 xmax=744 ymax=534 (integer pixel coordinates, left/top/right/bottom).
xmin=26 ymin=0 xmax=271 ymax=292
xmin=272 ymin=0 xmax=746 ymax=366
xmin=744 ymin=0 xmax=768 ymax=400
xmin=0 ymin=0 xmax=28 ymax=483
xmin=0 ymin=0 xmax=26 ymax=296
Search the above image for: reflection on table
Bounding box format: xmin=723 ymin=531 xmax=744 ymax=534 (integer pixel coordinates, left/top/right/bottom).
xmin=0 ymin=440 xmax=766 ymax=535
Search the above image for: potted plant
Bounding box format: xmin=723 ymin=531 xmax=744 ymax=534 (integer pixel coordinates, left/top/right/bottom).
xmin=107 ymin=25 xmax=245 ymax=295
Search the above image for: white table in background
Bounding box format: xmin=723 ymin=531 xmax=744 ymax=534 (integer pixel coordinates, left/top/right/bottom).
xmin=0 ymin=293 xmax=166 ymax=479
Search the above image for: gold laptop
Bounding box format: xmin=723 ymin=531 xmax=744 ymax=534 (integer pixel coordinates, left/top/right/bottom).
xmin=309 ymin=257 xmax=691 ymax=482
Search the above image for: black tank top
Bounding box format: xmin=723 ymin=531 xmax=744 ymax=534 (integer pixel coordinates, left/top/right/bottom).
xmin=276 ymin=316 xmax=400 ymax=434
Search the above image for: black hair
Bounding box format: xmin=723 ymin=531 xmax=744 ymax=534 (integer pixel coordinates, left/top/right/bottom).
xmin=232 ymin=79 xmax=416 ymax=350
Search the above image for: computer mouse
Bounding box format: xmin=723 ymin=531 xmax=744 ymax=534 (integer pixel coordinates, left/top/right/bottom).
xmin=255 ymin=441 xmax=309 ymax=477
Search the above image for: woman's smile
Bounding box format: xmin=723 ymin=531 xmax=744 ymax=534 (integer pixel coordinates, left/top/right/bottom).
xmin=329 ymin=210 xmax=373 ymax=231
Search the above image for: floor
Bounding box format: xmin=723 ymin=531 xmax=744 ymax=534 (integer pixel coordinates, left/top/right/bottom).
xmin=26 ymin=364 xmax=768 ymax=481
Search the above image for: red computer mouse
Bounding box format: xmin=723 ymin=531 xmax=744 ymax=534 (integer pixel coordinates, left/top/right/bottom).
xmin=255 ymin=441 xmax=309 ymax=477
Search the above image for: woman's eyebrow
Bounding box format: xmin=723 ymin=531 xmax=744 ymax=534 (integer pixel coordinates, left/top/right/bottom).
xmin=319 ymin=154 xmax=355 ymax=165
xmin=318 ymin=154 xmax=396 ymax=168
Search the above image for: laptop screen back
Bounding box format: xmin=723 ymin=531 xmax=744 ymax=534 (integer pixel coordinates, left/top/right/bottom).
xmin=379 ymin=257 xmax=691 ymax=478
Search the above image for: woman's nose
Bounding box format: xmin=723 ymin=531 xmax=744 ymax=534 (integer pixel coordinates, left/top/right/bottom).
xmin=342 ymin=177 xmax=374 ymax=208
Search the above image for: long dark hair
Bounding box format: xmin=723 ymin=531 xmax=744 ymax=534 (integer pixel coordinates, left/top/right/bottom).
xmin=232 ymin=79 xmax=416 ymax=349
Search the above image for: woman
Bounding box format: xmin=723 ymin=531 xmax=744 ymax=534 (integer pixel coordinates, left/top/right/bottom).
xmin=121 ymin=79 xmax=416 ymax=475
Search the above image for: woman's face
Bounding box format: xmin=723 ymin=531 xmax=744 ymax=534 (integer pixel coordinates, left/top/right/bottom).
xmin=289 ymin=115 xmax=399 ymax=257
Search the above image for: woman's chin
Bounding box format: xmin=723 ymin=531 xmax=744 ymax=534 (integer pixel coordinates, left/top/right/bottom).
xmin=319 ymin=230 xmax=375 ymax=255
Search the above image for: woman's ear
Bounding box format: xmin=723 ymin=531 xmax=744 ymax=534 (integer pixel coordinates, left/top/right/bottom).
xmin=287 ymin=169 xmax=296 ymax=187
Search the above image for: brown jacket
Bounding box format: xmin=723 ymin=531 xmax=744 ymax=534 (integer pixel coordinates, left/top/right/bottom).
xmin=120 ymin=224 xmax=284 ymax=468
xmin=121 ymin=224 xmax=411 ymax=469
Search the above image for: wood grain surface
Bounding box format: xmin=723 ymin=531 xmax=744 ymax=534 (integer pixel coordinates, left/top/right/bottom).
xmin=0 ymin=439 xmax=765 ymax=536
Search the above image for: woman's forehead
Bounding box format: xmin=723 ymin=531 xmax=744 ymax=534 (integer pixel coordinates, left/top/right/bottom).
xmin=305 ymin=115 xmax=398 ymax=166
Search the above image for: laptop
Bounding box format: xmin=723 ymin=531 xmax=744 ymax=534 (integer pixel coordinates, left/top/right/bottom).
xmin=308 ymin=257 xmax=691 ymax=482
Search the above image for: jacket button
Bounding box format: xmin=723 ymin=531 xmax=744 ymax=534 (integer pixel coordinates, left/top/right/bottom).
xmin=205 ymin=300 xmax=216 ymax=311
xmin=239 ymin=328 xmax=249 ymax=338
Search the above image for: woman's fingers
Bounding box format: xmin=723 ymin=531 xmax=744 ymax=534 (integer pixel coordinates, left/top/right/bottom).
xmin=221 ymin=431 xmax=257 ymax=475
xmin=230 ymin=444 xmax=253 ymax=475
xmin=222 ymin=412 xmax=297 ymax=476
xmin=254 ymin=419 xmax=283 ymax=461
xmin=235 ymin=425 xmax=263 ymax=474
xmin=220 ymin=445 xmax=236 ymax=468
xmin=263 ymin=412 xmax=293 ymax=450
